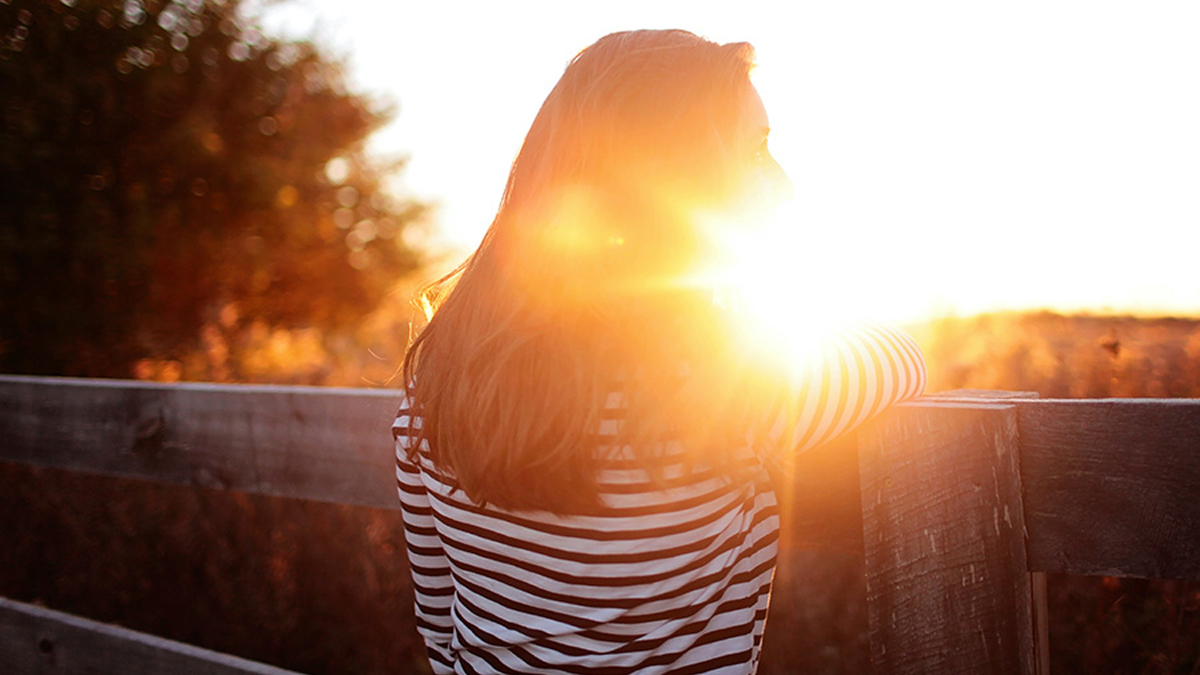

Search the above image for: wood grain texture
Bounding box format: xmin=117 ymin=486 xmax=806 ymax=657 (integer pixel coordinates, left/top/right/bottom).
xmin=1029 ymin=572 xmax=1050 ymax=675
xmin=0 ymin=596 xmax=305 ymax=675
xmin=1016 ymin=398 xmax=1200 ymax=580
xmin=0 ymin=375 xmax=403 ymax=510
xmin=858 ymin=402 xmax=1035 ymax=675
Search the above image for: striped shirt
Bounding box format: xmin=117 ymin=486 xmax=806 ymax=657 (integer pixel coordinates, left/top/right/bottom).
xmin=393 ymin=325 xmax=926 ymax=675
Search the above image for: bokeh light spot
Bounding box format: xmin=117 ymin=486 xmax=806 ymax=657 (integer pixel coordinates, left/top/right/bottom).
xmin=228 ymin=42 xmax=250 ymax=62
xmin=347 ymin=249 xmax=371 ymax=270
xmin=345 ymin=231 xmax=366 ymax=252
xmin=121 ymin=0 xmax=145 ymax=28
xmin=157 ymin=6 xmax=180 ymax=31
xmin=333 ymin=207 xmax=354 ymax=230
xmin=353 ymin=219 xmax=377 ymax=243
xmin=275 ymin=185 xmax=298 ymax=208
xmin=219 ymin=303 xmax=239 ymax=329
xmin=336 ymin=185 xmax=358 ymax=208
xmin=203 ymin=133 xmax=224 ymax=154
xmin=325 ymin=158 xmax=350 ymax=184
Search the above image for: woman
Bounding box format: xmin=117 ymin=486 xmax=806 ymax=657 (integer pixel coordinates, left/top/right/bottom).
xmin=394 ymin=29 xmax=925 ymax=675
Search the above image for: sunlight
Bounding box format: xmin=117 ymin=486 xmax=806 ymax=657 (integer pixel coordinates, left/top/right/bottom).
xmin=696 ymin=199 xmax=849 ymax=377
xmin=680 ymin=69 xmax=959 ymax=376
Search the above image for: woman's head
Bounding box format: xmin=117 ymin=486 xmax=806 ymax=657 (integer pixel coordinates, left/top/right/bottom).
xmin=489 ymin=29 xmax=787 ymax=313
xmin=513 ymin=30 xmax=755 ymax=206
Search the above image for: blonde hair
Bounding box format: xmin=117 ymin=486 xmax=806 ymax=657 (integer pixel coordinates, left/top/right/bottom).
xmin=403 ymin=30 xmax=766 ymax=513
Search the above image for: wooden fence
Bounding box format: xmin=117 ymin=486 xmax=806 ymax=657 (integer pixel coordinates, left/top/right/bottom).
xmin=1 ymin=374 xmax=1198 ymax=674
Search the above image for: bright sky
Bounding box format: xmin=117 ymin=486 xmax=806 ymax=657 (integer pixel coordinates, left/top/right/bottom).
xmin=265 ymin=1 xmax=1200 ymax=323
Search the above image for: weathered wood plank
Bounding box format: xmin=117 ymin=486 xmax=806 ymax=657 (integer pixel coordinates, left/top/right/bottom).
xmin=6 ymin=375 xmax=1200 ymax=584
xmin=0 ymin=596 xmax=306 ymax=675
xmin=925 ymin=390 xmax=1051 ymax=675
xmin=858 ymin=402 xmax=1036 ymax=675
xmin=0 ymin=375 xmax=403 ymax=510
xmin=1016 ymin=398 xmax=1200 ymax=580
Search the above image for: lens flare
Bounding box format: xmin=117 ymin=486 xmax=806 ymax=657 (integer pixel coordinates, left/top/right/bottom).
xmin=699 ymin=199 xmax=860 ymax=378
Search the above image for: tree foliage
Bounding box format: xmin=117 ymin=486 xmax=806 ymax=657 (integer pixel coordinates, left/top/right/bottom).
xmin=0 ymin=0 xmax=425 ymax=377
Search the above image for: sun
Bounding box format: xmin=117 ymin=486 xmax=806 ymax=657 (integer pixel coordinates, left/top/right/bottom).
xmin=697 ymin=199 xmax=868 ymax=377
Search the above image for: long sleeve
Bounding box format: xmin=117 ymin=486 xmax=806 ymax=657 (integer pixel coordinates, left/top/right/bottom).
xmin=762 ymin=324 xmax=926 ymax=456
xmin=393 ymin=402 xmax=456 ymax=674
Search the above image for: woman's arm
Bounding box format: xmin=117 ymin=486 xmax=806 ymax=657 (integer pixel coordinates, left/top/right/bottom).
xmin=763 ymin=324 xmax=926 ymax=455
xmin=393 ymin=403 xmax=456 ymax=674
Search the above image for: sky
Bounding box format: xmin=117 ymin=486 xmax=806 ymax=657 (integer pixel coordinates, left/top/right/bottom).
xmin=264 ymin=1 xmax=1200 ymax=323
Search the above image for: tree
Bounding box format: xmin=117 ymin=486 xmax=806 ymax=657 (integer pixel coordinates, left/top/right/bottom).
xmin=0 ymin=0 xmax=425 ymax=378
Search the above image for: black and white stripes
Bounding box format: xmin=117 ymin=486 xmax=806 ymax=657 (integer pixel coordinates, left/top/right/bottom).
xmin=764 ymin=325 xmax=926 ymax=456
xmin=393 ymin=325 xmax=925 ymax=674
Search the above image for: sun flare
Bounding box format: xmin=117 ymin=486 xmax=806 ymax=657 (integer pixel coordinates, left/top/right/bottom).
xmin=699 ymin=199 xmax=867 ymax=377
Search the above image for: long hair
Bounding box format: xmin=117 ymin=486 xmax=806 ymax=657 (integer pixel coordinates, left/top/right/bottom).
xmin=403 ymin=30 xmax=770 ymax=513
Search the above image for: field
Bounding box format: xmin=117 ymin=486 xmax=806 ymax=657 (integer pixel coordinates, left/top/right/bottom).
xmin=2 ymin=311 xmax=1199 ymax=674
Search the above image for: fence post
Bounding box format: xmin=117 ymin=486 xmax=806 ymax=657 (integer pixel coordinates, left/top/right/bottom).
xmin=857 ymin=402 xmax=1037 ymax=675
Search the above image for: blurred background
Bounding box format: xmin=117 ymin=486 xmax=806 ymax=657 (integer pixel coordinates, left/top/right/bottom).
xmin=1 ymin=0 xmax=1197 ymax=673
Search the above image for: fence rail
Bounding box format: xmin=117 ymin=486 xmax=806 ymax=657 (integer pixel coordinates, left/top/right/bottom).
xmin=2 ymin=374 xmax=1199 ymax=675
xmin=0 ymin=597 xmax=304 ymax=675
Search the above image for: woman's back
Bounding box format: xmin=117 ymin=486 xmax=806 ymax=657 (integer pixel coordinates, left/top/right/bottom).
xmin=395 ymin=326 xmax=925 ymax=674
xmin=396 ymin=420 xmax=779 ymax=673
